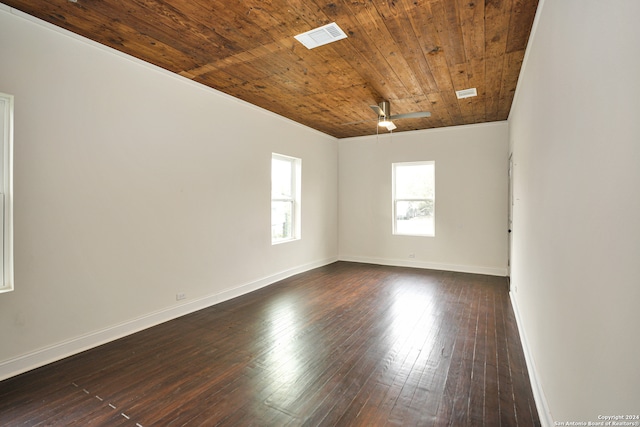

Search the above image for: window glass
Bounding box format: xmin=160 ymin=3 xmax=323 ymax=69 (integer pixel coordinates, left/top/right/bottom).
xmin=271 ymin=154 xmax=301 ymax=244
xmin=271 ymin=157 xmax=292 ymax=199
xmin=0 ymin=93 xmax=14 ymax=293
xmin=393 ymin=162 xmax=435 ymax=237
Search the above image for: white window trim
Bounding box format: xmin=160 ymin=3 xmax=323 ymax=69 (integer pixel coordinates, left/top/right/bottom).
xmin=271 ymin=153 xmax=301 ymax=244
xmin=392 ymin=160 xmax=435 ymax=237
xmin=0 ymin=92 xmax=14 ymax=293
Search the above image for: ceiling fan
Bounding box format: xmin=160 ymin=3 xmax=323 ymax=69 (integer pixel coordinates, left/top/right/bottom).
xmin=369 ymin=100 xmax=431 ymax=131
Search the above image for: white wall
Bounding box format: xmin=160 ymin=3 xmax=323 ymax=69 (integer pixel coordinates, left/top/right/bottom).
xmin=339 ymin=122 xmax=509 ymax=276
xmin=0 ymin=6 xmax=338 ymax=379
xmin=509 ymin=0 xmax=640 ymax=424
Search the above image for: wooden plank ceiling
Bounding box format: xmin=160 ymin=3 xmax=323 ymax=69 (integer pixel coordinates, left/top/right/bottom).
xmin=3 ymin=0 xmax=539 ymax=138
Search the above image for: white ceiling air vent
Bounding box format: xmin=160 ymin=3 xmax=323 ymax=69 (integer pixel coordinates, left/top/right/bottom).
xmin=456 ymin=88 xmax=478 ymax=99
xmin=294 ymin=22 xmax=348 ymax=49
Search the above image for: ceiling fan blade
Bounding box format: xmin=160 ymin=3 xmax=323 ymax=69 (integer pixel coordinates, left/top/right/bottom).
xmin=370 ymin=104 xmax=385 ymax=117
xmin=344 ymin=102 xmax=429 ymax=127
xmin=389 ymin=111 xmax=431 ymax=120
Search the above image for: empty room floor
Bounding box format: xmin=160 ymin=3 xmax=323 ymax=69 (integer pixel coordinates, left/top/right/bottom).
xmin=0 ymin=262 xmax=540 ymax=426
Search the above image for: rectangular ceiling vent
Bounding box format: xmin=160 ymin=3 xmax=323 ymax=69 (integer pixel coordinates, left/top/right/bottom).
xmin=294 ymin=22 xmax=348 ymax=50
xmin=456 ymin=88 xmax=478 ymax=99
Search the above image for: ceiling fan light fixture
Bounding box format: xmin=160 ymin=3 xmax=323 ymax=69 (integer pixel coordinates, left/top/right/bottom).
xmin=378 ymin=118 xmax=396 ymax=131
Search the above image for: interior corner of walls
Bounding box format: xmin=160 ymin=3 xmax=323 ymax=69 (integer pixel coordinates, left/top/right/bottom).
xmin=509 ymin=291 xmax=554 ymax=427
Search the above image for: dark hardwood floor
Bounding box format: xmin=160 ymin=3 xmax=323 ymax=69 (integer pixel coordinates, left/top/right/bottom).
xmin=0 ymin=262 xmax=540 ymax=426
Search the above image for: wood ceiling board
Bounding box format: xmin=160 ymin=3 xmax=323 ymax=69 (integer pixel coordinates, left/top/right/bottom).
xmin=497 ymin=50 xmax=525 ymax=118
xmin=484 ymin=55 xmax=506 ymax=121
xmin=424 ymin=92 xmax=450 ymax=128
xmin=404 ymin=1 xmax=467 ymax=126
xmin=186 ymin=0 xmax=277 ymax=50
xmin=449 ymin=62 xmax=474 ymax=119
xmin=483 ymin=0 xmax=513 ymax=121
xmin=458 ymin=0 xmax=486 ymax=61
xmin=505 ymin=0 xmax=539 ymax=53
xmin=374 ymin=0 xmax=440 ymax=95
xmin=2 ymin=0 xmax=539 ymax=138
xmin=341 ymin=1 xmax=427 ymax=98
xmin=321 ymin=2 xmax=412 ymax=100
xmin=431 ymin=0 xmax=468 ymax=66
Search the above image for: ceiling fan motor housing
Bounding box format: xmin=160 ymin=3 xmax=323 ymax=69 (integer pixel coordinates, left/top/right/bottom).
xmin=379 ymin=101 xmax=391 ymax=117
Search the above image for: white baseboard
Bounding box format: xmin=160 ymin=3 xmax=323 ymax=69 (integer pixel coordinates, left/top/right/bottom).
xmin=338 ymin=255 xmax=508 ymax=277
xmin=0 ymin=257 xmax=338 ymax=381
xmin=509 ymin=291 xmax=554 ymax=427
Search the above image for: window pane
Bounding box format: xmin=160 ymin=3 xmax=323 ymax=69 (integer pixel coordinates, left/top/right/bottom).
xmin=0 ymin=93 xmax=12 ymax=292
xmin=271 ymin=158 xmax=292 ymax=198
xmin=395 ymin=164 xmax=434 ymax=199
xmin=395 ymin=200 xmax=434 ymax=235
xmin=393 ymin=161 xmax=435 ymax=236
xmin=271 ymin=201 xmax=293 ymax=241
xmin=271 ymin=153 xmax=301 ymax=244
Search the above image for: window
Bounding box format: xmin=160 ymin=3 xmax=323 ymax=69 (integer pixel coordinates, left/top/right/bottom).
xmin=271 ymin=153 xmax=301 ymax=244
xmin=392 ymin=161 xmax=435 ymax=236
xmin=0 ymin=93 xmax=14 ymax=293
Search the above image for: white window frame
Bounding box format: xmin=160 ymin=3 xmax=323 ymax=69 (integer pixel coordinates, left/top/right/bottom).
xmin=392 ymin=161 xmax=435 ymax=237
xmin=271 ymin=153 xmax=301 ymax=244
xmin=0 ymin=93 xmax=14 ymax=293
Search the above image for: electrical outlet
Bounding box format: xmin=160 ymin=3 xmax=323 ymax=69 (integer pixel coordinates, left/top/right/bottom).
xmin=176 ymin=292 xmax=186 ymax=301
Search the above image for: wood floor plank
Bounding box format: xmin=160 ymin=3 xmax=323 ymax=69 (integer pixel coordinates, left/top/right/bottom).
xmin=483 ymin=287 xmax=501 ymax=427
xmin=0 ymin=262 xmax=540 ymax=426
xmin=468 ymin=285 xmax=488 ymax=426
